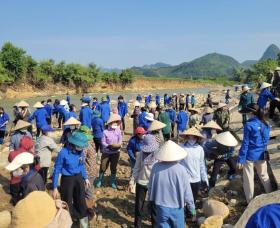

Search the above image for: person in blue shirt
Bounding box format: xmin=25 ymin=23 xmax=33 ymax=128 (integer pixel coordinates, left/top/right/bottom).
xmin=136 ymin=94 xmax=142 ymax=102
xmin=155 ymin=94 xmax=160 ymax=107
xmin=176 ymin=107 xmax=188 ymax=140
xmin=117 ymin=95 xmax=128 ymax=131
xmin=44 ymin=99 xmax=53 ymax=125
xmin=66 ymin=92 xmax=71 ymax=105
xmin=166 ymin=104 xmax=176 ymax=138
xmin=91 ymin=110 xmax=104 ymax=164
xmin=52 ymin=131 xmax=90 ymax=226
xmin=100 ymin=96 xmax=111 ymax=124
xmin=79 ymin=98 xmax=93 ymax=129
xmin=163 ymin=94 xmax=168 ymax=107
xmin=52 ymin=99 xmax=60 ymax=122
xmin=145 ymin=95 xmax=150 ymax=107
xmin=139 ymin=108 xmax=153 ymax=130
xmin=0 ymin=107 xmax=9 ymax=144
xmin=257 ymin=82 xmax=277 ymax=110
xmin=92 ymin=97 xmax=101 ymax=111
xmin=191 ymin=94 xmax=196 ymax=108
xmin=29 ymin=102 xmax=50 ymax=138
xmin=237 ymin=103 xmax=272 ymax=203
xmin=126 ymin=127 xmax=145 ymax=173
xmin=185 ymin=94 xmax=190 ymax=110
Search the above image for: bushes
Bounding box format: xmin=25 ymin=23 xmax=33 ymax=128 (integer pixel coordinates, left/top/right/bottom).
xmin=0 ymin=42 xmax=134 ymax=89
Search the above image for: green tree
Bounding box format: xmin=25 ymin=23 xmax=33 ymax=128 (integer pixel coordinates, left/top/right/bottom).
xmin=232 ymin=68 xmax=246 ymax=82
xmin=0 ymin=62 xmax=13 ymax=84
xmin=119 ymin=69 xmax=133 ymax=86
xmin=25 ymin=55 xmax=37 ymax=80
xmin=0 ymin=42 xmax=26 ymax=80
xmin=277 ymin=53 xmax=280 ymax=66
xmin=253 ymin=59 xmax=277 ymax=76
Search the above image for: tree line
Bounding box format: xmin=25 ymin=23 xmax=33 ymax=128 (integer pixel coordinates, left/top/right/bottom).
xmin=232 ymin=54 xmax=280 ymax=86
xmin=0 ymin=42 xmax=133 ymax=91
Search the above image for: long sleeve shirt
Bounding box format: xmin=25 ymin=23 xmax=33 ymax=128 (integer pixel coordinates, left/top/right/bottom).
xmin=0 ymin=112 xmax=9 ymax=130
xmin=101 ymin=127 xmax=122 ymax=154
xmin=166 ymin=108 xmax=176 ymax=123
xmin=238 ymin=117 xmax=270 ymax=164
xmin=139 ymin=112 xmax=151 ymax=130
xmin=180 ymin=142 xmax=209 ymax=185
xmin=257 ymin=88 xmax=275 ymax=109
xmin=44 ymin=104 xmax=53 ymax=117
xmin=239 ymin=92 xmax=254 ymax=110
xmin=100 ymin=102 xmax=111 ymax=123
xmin=176 ymin=111 xmax=188 ymax=131
xmin=79 ymin=106 xmax=93 ymax=129
xmin=28 ymin=108 xmax=49 ymax=128
xmin=9 ymin=131 xmax=32 ymax=151
xmin=91 ymin=117 xmax=104 ymax=139
xmin=149 ymin=162 xmax=195 ymax=211
xmin=136 ymin=95 xmax=142 ymax=102
xmin=127 ymin=136 xmax=142 ymax=162
xmin=117 ymin=102 xmax=128 ymax=118
xmin=156 ymin=95 xmax=160 ymax=105
xmin=52 ymin=147 xmax=88 ymax=188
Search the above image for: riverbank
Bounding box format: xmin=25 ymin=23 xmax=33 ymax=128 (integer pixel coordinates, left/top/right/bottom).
xmin=1 ymin=78 xmax=224 ymax=100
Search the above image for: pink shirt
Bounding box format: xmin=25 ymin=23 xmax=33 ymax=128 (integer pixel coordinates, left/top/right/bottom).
xmin=102 ymin=127 xmax=122 ymax=154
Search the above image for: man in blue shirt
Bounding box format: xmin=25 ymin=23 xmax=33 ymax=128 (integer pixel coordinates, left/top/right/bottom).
xmin=91 ymin=110 xmax=104 ymax=164
xmin=0 ymin=107 xmax=9 ymax=144
xmin=185 ymin=94 xmax=190 ymax=110
xmin=92 ymin=97 xmax=101 ymax=111
xmin=155 ymin=94 xmax=160 ymax=107
xmin=100 ymin=96 xmax=111 ymax=124
xmin=176 ymin=107 xmax=188 ymax=140
xmin=66 ymin=92 xmax=71 ymax=105
xmin=79 ymin=97 xmax=93 ymax=129
xmin=136 ymin=94 xmax=142 ymax=102
xmin=44 ymin=99 xmax=53 ymax=125
xmin=166 ymin=104 xmax=176 ymax=138
xmin=117 ymin=95 xmax=128 ymax=130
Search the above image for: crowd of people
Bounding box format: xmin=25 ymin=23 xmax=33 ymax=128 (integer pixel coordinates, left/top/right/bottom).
xmin=1 ymin=76 xmax=279 ymax=227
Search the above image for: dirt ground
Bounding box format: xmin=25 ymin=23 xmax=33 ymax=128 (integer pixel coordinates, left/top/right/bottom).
xmin=0 ymin=90 xmax=269 ymax=227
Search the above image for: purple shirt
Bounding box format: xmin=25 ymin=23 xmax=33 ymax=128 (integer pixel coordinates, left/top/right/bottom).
xmin=102 ymin=127 xmax=122 ymax=154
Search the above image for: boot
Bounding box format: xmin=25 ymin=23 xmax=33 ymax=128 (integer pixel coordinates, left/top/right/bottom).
xmin=95 ymin=172 xmax=104 ymax=188
xmin=110 ymin=174 xmax=117 ymax=189
xmin=79 ymin=216 xmax=89 ymax=228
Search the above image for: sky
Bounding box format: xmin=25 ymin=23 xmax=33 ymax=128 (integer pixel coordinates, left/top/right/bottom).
xmin=1 ymin=0 xmax=280 ymax=68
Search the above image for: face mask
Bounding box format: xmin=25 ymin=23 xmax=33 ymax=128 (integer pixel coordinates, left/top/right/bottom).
xmin=111 ymin=123 xmax=118 ymax=129
xmin=70 ymin=125 xmax=76 ymax=130
xmin=137 ymin=134 xmax=145 ymax=140
xmin=187 ymin=137 xmax=197 ymax=145
xmin=13 ymin=169 xmax=23 ymax=177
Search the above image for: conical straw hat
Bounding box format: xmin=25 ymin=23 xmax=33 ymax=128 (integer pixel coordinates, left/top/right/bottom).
xmin=33 ymin=102 xmax=44 ymax=108
xmin=13 ymin=120 xmax=31 ymax=131
xmin=180 ymin=127 xmax=205 ymax=138
xmin=107 ymin=114 xmax=121 ymax=125
xmin=188 ymin=108 xmax=199 ymax=113
xmin=63 ymin=117 xmax=81 ymax=126
xmin=148 ymin=120 xmax=166 ymax=131
xmin=217 ymin=103 xmax=227 ymax=109
xmin=155 ymin=140 xmax=188 ymax=162
xmin=260 ymin=82 xmax=272 ymax=90
xmin=204 ymin=107 xmax=214 ymax=114
xmin=242 ymin=85 xmax=250 ymax=92
xmin=201 ymin=120 xmax=222 ymax=131
xmin=17 ymin=100 xmax=29 ymax=107
xmin=215 ymin=131 xmax=238 ymax=147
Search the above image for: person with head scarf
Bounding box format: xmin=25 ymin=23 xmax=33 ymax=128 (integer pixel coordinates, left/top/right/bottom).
xmin=238 ymin=85 xmax=254 ymax=125
xmin=213 ymin=103 xmax=230 ymax=132
xmin=8 ymin=136 xmax=34 ymax=205
xmin=237 ymin=103 xmax=272 ymax=204
xmin=148 ymin=120 xmax=166 ymax=146
xmin=100 ymin=96 xmax=111 ymax=124
xmin=180 ymin=127 xmax=208 ymax=216
xmin=29 ymin=102 xmax=50 ymax=137
xmin=95 ymin=114 xmax=122 ymax=189
xmin=35 ymin=125 xmax=59 ymax=184
xmin=0 ymin=107 xmax=9 ymax=144
xmin=10 ymin=120 xmax=32 ymax=151
xmin=80 ymin=97 xmax=93 ymax=129
xmin=52 ymin=131 xmax=90 ymax=227
xmin=149 ymin=140 xmax=195 ymax=227
xmin=131 ymin=134 xmax=159 ymax=228
xmin=117 ymin=95 xmax=128 ymax=131
xmin=6 ymin=152 xmax=45 ymax=201
xmin=91 ymin=110 xmax=104 ymax=164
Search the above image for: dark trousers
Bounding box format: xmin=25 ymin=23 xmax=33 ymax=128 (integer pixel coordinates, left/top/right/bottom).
xmin=93 ymin=138 xmax=102 ymax=154
xmin=185 ymin=104 xmax=189 ymax=111
xmin=185 ymin=182 xmax=201 ymax=217
xmin=209 ymin=158 xmax=236 ymax=188
xmin=46 ymin=117 xmax=52 ymax=125
xmin=58 ymin=114 xmax=63 ymax=128
xmin=242 ymin=114 xmax=247 ymax=125
xmin=60 ymin=174 xmax=88 ymax=219
xmin=10 ymin=183 xmax=21 ymax=205
xmin=135 ymin=183 xmax=156 ymax=228
xmin=171 ymin=123 xmax=175 ymax=138
xmin=163 ymin=133 xmax=170 ymax=141
xmin=0 ymin=130 xmax=5 ymax=144
xmin=179 ymin=104 xmax=185 ymax=110
xmin=269 ymin=99 xmax=280 ymax=119
xmin=38 ymin=167 xmax=49 ymax=184
xmin=36 ymin=127 xmax=42 ymax=138
xmin=100 ymin=153 xmax=120 ymax=175
xmin=121 ymin=117 xmax=126 ymax=131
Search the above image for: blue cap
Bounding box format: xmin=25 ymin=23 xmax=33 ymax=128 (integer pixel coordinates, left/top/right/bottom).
xmin=41 ymin=125 xmax=54 ymax=133
xmin=81 ymin=97 xmax=91 ymax=103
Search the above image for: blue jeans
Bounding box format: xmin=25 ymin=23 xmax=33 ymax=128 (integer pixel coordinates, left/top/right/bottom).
xmin=156 ymin=205 xmax=184 ymax=228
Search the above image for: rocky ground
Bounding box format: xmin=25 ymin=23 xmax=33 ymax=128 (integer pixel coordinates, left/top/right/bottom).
xmin=0 ymin=89 xmax=277 ymax=228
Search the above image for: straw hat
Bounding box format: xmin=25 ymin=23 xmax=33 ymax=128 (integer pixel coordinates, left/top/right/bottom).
xmin=141 ymin=134 xmax=159 ymax=153
xmin=155 ymin=140 xmax=188 ymax=162
xmin=260 ymin=82 xmax=272 ymax=90
xmin=242 ymin=85 xmax=250 ymax=92
xmin=215 ymin=131 xmax=238 ymax=147
xmin=134 ymin=101 xmax=140 ymax=107
xmin=188 ymin=108 xmax=199 ymax=114
xmin=201 ymin=120 xmax=222 ymax=131
xmin=63 ymin=117 xmax=81 ymax=126
xmin=180 ymin=127 xmax=205 ymax=138
xmin=60 ymin=100 xmax=68 ymax=106
xmin=148 ymin=120 xmax=166 ymax=132
xmin=17 ymin=100 xmax=29 ymax=107
xmin=204 ymin=107 xmax=214 ymax=114
xmin=107 ymin=114 xmax=121 ymax=125
xmin=33 ymin=102 xmax=44 ymax=108
xmin=6 ymin=152 xmax=34 ymax=171
xmin=217 ymin=103 xmax=227 ymax=109
xmin=145 ymin=113 xmax=154 ymax=121
xmin=13 ymin=120 xmax=31 ymax=131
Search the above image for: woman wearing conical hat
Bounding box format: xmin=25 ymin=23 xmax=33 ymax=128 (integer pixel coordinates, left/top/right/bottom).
xmin=200 ymin=106 xmax=214 ymax=125
xmin=9 ymin=120 xmax=32 ymax=151
xmin=14 ymin=101 xmax=32 ymax=135
xmin=257 ymin=82 xmax=279 ymax=111
xmin=188 ymin=108 xmax=200 ymax=128
xmin=213 ymin=103 xmax=230 ymax=132
xmin=180 ymin=127 xmax=208 ymax=218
